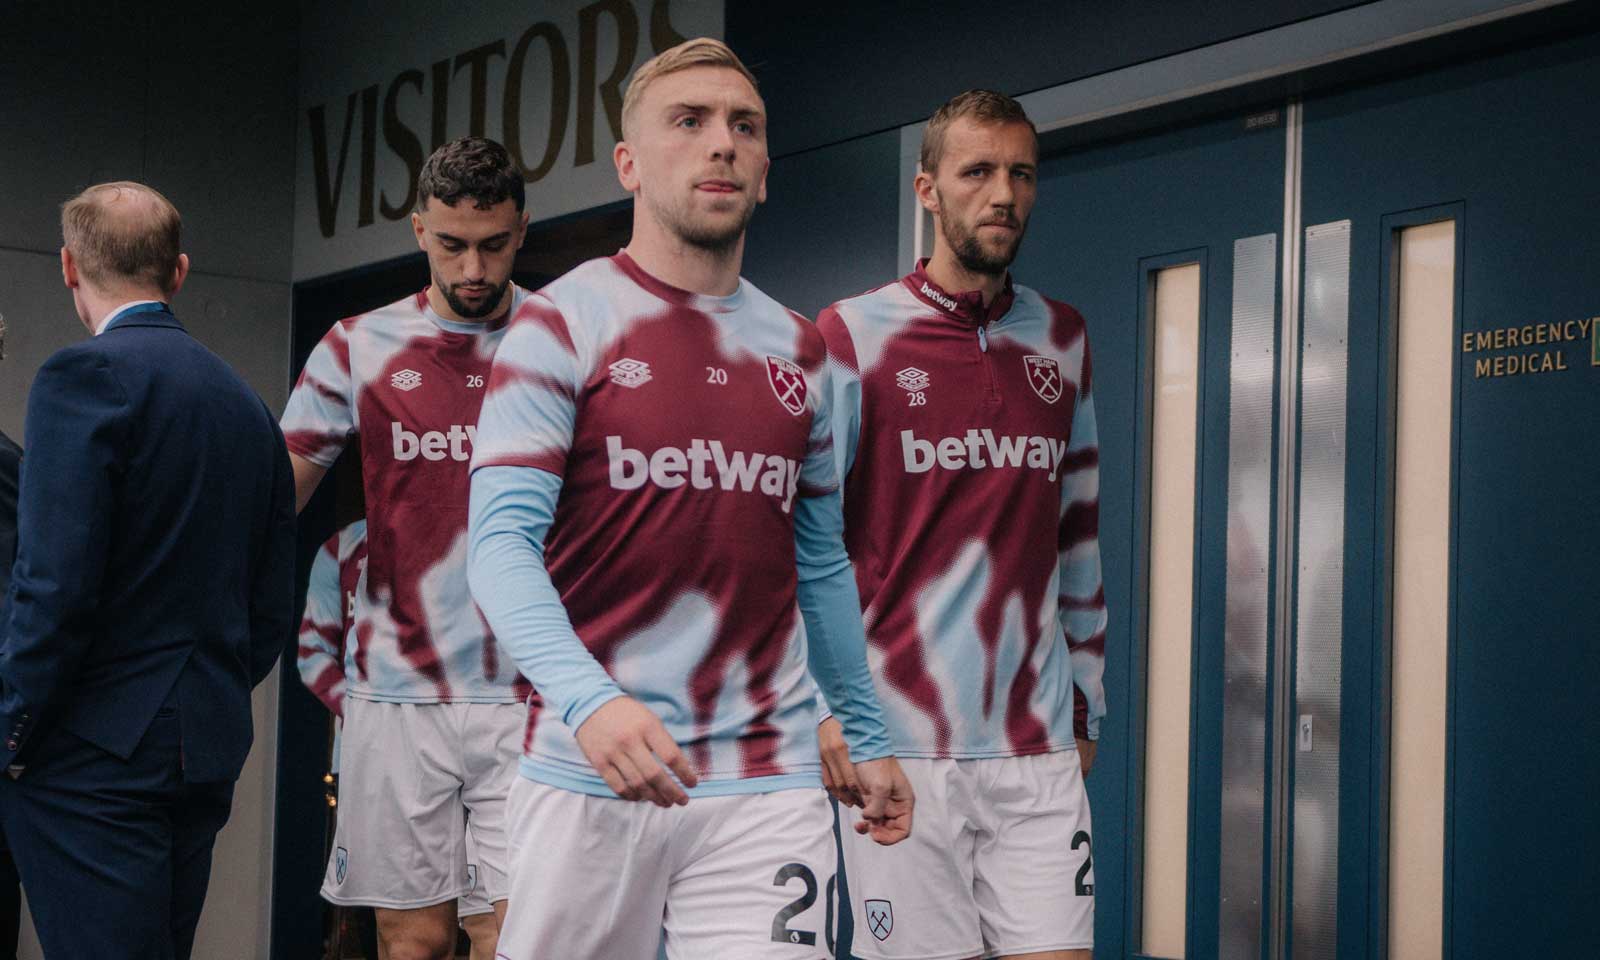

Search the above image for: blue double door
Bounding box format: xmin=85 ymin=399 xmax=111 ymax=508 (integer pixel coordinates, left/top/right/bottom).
xmin=1015 ymin=25 xmax=1600 ymax=960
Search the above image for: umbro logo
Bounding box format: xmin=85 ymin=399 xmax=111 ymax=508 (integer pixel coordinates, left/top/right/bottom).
xmin=896 ymin=367 xmax=930 ymax=392
xmin=609 ymin=358 xmax=652 ymax=389
xmin=391 ymin=369 xmax=423 ymax=392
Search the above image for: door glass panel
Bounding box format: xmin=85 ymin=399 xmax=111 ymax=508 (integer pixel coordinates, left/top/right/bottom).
xmin=1142 ymin=262 xmax=1201 ymax=959
xmin=1388 ymin=219 xmax=1455 ymax=960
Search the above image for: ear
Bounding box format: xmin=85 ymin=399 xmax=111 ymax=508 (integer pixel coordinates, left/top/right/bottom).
xmin=514 ymin=209 xmax=531 ymax=251
xmin=411 ymin=209 xmax=428 ymax=251
xmin=60 ymin=246 xmax=78 ymax=289
xmin=914 ymin=168 xmax=939 ymax=215
xmin=614 ymin=139 xmax=640 ymax=193
xmin=756 ymin=156 xmax=770 ymax=205
xmin=168 ymin=253 xmax=191 ymax=298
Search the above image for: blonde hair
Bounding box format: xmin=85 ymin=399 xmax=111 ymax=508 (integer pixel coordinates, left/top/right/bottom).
xmin=621 ymin=37 xmax=759 ymax=138
xmin=920 ymin=89 xmax=1037 ymax=174
xmin=61 ymin=181 xmax=182 ymax=296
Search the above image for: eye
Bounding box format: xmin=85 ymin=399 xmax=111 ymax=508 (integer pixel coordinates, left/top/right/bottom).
xmin=678 ymin=115 xmax=700 ymax=129
xmin=1013 ymin=169 xmax=1035 ymax=183
xmin=441 ymin=240 xmax=465 ymax=253
xmin=482 ymin=240 xmax=507 ymax=252
xmin=734 ymin=120 xmax=756 ymax=135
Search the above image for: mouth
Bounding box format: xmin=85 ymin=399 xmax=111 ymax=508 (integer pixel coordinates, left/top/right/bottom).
xmin=696 ymin=179 xmax=741 ymax=193
xmin=455 ymin=285 xmax=492 ymax=296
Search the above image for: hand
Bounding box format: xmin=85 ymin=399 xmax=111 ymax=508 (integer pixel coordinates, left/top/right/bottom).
xmin=853 ymin=756 xmax=914 ymax=846
xmin=574 ymin=696 xmax=698 ymax=806
xmin=1076 ymin=737 xmax=1097 ymax=777
xmin=817 ymin=717 xmax=863 ymax=807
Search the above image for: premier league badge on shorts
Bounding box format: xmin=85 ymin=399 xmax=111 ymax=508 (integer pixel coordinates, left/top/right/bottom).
xmin=1024 ymin=355 xmax=1063 ymax=403
xmin=864 ymin=899 xmax=894 ymax=941
xmin=766 ymin=356 xmax=807 ymax=416
xmin=335 ymin=847 xmax=348 ymax=885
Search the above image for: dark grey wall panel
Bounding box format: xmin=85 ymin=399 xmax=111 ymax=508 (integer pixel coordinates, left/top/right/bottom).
xmin=0 ymin=1 xmax=298 ymax=283
xmin=729 ymin=0 xmax=1369 ymax=157
xmin=0 ymin=2 xmax=149 ymax=258
xmin=740 ymin=129 xmax=901 ymax=319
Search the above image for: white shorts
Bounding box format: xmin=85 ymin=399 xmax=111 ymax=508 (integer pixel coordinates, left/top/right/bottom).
xmin=840 ymin=750 xmax=1094 ymax=960
xmin=321 ymin=698 xmax=523 ymax=911
xmin=459 ymin=828 xmax=493 ymax=919
xmin=496 ymin=779 xmax=836 ymax=960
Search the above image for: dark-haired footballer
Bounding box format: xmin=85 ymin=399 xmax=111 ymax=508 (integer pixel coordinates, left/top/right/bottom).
xmin=280 ymin=137 xmax=533 ymax=960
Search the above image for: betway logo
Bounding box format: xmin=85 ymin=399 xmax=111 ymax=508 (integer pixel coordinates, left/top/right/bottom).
xmin=607 ymin=436 xmax=801 ymax=513
xmin=920 ymin=282 xmax=958 ymax=312
xmin=901 ymin=428 xmax=1069 ymax=481
xmin=392 ymin=422 xmax=475 ymax=461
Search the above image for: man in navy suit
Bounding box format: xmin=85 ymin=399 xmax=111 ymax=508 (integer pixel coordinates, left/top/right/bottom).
xmin=0 ymin=315 xmax=20 ymax=960
xmin=0 ymin=182 xmax=297 ymax=959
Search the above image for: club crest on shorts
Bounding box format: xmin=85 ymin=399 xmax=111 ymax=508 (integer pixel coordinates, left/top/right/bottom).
xmin=335 ymin=846 xmax=348 ymax=885
xmin=766 ymin=356 xmax=807 ymax=416
xmin=864 ymin=899 xmax=893 ymax=941
xmin=1024 ymin=355 xmax=1063 ymax=403
xmin=466 ymin=863 xmax=478 ymax=893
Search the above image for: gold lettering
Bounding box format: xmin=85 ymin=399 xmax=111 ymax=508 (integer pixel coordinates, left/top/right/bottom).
xmin=1556 ymin=351 xmax=1568 ymax=371
xmin=1463 ymin=333 xmax=1474 ymax=353
xmin=1475 ymin=357 xmax=1491 ymax=378
xmin=1476 ymin=331 xmax=1493 ymax=351
xmin=1536 ymin=323 xmax=1551 ymax=345
xmin=1508 ymin=327 xmax=1522 ymax=347
xmin=1493 ymin=355 xmax=1507 ymax=377
xmin=1494 ymin=328 xmax=1507 ymax=350
xmin=1582 ymin=318 xmax=1596 ymax=340
xmin=1566 ymin=320 xmax=1579 ymax=341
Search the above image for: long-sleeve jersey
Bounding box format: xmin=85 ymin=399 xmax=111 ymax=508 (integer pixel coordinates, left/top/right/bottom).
xmin=467 ymin=252 xmax=890 ymax=798
xmin=817 ymin=261 xmax=1109 ymax=757
xmin=281 ymin=290 xmax=533 ymax=704
xmin=295 ymin=520 xmax=368 ymax=716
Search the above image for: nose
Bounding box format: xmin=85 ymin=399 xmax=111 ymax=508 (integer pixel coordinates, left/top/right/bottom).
xmin=461 ymin=247 xmax=486 ymax=281
xmin=990 ymin=173 xmax=1016 ymax=208
xmin=707 ymin=122 xmax=737 ymax=163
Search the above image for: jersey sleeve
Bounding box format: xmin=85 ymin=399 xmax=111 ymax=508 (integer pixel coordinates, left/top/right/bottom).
xmin=467 ymin=465 xmax=624 ymax=730
xmin=1059 ymin=340 xmax=1109 ymax=740
xmin=471 ymin=296 xmax=584 ymax=476
xmin=297 ymin=531 xmax=348 ymax=716
xmin=794 ymin=490 xmax=892 ymax=761
xmin=815 ymin=307 xmax=864 ymax=485
xmin=280 ymin=321 xmax=356 ymax=467
xmin=799 ymin=339 xmax=841 ymax=500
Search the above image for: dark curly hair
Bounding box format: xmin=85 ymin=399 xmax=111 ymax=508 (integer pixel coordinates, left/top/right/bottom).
xmin=417 ymin=137 xmax=525 ymax=212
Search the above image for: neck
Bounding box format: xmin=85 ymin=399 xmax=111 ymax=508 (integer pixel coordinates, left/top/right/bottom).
xmin=924 ymin=245 xmax=1007 ymax=307
xmin=426 ymin=285 xmax=511 ymax=326
xmin=624 ymin=214 xmax=744 ymax=297
xmin=84 ymin=287 xmax=164 ymax=331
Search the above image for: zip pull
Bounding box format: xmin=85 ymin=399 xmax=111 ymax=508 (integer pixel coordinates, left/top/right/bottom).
xmin=977 ymin=325 xmax=989 ymax=353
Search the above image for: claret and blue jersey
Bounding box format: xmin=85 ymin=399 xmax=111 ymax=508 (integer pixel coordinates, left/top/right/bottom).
xmin=818 ymin=261 xmax=1109 ymax=757
xmin=281 ymin=289 xmax=534 ymax=705
xmin=469 ymin=252 xmax=890 ymax=799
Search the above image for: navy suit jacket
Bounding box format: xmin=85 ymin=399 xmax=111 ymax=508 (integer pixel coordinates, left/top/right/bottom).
xmin=0 ymin=303 xmax=296 ymax=783
xmin=0 ymin=431 xmax=17 ymax=601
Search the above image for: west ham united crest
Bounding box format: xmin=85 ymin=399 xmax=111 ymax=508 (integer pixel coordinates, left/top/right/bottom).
xmin=864 ymin=899 xmax=894 ymax=941
xmin=335 ymin=846 xmax=348 ymax=885
xmin=1024 ymin=354 xmax=1063 ymax=403
xmin=766 ymin=355 xmax=807 ymax=416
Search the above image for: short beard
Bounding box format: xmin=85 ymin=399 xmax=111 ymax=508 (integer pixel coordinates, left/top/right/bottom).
xmin=938 ymin=205 xmax=1025 ymax=277
xmin=438 ymin=277 xmax=508 ymax=320
xmin=648 ymin=192 xmax=756 ymax=255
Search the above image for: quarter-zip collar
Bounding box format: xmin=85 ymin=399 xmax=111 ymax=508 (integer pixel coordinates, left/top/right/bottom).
xmin=903 ymin=258 xmax=1015 ymax=328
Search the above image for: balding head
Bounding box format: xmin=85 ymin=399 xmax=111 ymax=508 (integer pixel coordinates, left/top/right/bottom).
xmin=61 ymin=182 xmax=184 ymax=297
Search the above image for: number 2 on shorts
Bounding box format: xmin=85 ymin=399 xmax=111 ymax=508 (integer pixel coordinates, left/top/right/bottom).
xmin=770 ymin=862 xmax=818 ymax=946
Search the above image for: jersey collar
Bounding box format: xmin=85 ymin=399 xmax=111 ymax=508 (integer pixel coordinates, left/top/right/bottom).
xmin=903 ymin=259 xmax=1015 ymax=327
